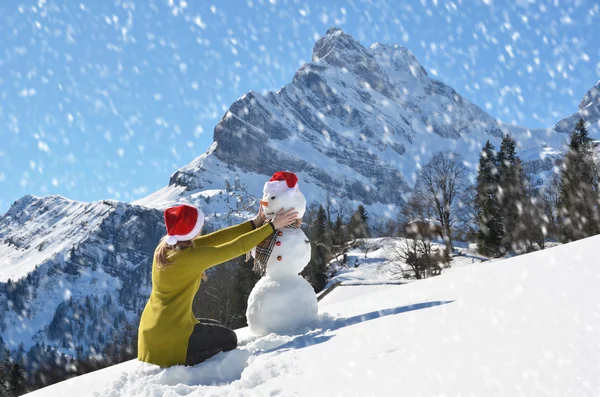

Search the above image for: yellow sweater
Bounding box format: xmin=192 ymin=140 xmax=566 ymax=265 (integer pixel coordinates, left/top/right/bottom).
xmin=137 ymin=221 xmax=274 ymax=367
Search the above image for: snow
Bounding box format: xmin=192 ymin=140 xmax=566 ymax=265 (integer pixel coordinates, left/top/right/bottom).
xmin=131 ymin=184 xmax=187 ymax=209
xmin=0 ymin=195 xmax=159 ymax=353
xmin=0 ymin=196 xmax=111 ymax=282
xmin=25 ymin=234 xmax=600 ymax=397
xmin=3 ymin=268 xmax=123 ymax=351
xmin=246 ymin=276 xmax=318 ymax=337
xmin=326 ymin=237 xmax=487 ymax=287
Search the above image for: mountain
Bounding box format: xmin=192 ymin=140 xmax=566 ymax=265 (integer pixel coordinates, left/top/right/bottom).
xmin=0 ymin=195 xmax=163 ymax=354
xmin=1 ymin=27 xmax=599 ymax=363
xmin=554 ymin=81 xmax=600 ymax=135
xmin=24 ymin=235 xmax=600 ymax=397
xmin=141 ymin=29 xmax=600 ymax=212
xmin=151 ymin=28 xmax=531 ymax=211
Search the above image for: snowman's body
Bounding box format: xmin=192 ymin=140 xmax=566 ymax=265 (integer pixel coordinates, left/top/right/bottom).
xmin=246 ymin=176 xmax=318 ymax=336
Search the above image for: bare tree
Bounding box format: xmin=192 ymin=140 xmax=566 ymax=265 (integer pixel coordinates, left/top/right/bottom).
xmin=455 ymin=183 xmax=478 ymax=241
xmin=389 ymin=238 xmax=445 ymax=280
xmin=334 ymin=197 xmax=353 ymax=223
xmin=414 ymin=151 xmax=468 ymax=255
xmin=361 ymin=239 xmax=380 ymax=258
xmin=193 ymin=262 xmax=238 ymax=326
xmin=399 ymin=193 xmax=437 ymax=234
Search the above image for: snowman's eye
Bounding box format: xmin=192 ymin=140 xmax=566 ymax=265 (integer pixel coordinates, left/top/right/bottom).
xmin=271 ymin=196 xmax=276 ymax=200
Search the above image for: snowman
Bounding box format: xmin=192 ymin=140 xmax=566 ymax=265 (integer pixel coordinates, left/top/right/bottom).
xmin=246 ymin=172 xmax=319 ymax=336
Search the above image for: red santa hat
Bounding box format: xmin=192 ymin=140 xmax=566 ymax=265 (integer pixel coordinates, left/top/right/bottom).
xmin=163 ymin=204 xmax=205 ymax=245
xmin=263 ymin=171 xmax=299 ymax=196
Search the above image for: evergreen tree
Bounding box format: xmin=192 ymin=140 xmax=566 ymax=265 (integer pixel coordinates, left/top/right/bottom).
xmin=558 ymin=118 xmax=600 ymax=242
xmin=297 ymin=205 xmax=329 ymax=292
xmin=8 ymin=361 xmax=26 ymax=396
xmin=331 ymin=214 xmax=347 ymax=247
xmin=304 ymin=205 xmax=329 ymax=292
xmin=497 ymin=135 xmax=529 ymax=251
xmin=0 ymin=350 xmax=10 ymax=396
xmin=475 ymin=141 xmax=503 ymax=256
xmin=315 ymin=205 xmax=330 ymax=242
xmin=349 ymin=205 xmax=369 ymax=239
xmin=358 ymin=205 xmax=369 ymax=237
xmin=0 ymin=350 xmax=26 ymax=397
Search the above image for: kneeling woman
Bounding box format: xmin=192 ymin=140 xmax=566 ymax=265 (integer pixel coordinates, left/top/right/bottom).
xmin=138 ymin=203 xmax=297 ymax=367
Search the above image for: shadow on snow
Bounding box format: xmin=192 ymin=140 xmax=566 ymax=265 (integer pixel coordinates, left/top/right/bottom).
xmin=258 ymin=300 xmax=455 ymax=355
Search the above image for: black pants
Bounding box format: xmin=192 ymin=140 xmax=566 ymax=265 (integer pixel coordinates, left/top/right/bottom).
xmin=185 ymin=318 xmax=238 ymax=366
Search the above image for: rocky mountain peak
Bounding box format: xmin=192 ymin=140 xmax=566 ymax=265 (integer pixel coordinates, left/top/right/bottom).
xmin=579 ymin=80 xmax=600 ymax=111
xmin=554 ymin=81 xmax=600 ymax=134
xmin=311 ymin=27 xmax=366 ymax=63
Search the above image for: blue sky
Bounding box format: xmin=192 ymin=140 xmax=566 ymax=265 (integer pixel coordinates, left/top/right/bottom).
xmin=0 ymin=0 xmax=598 ymax=214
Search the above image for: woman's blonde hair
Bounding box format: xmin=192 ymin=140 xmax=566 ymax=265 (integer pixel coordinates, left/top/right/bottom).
xmin=154 ymin=236 xmax=207 ymax=280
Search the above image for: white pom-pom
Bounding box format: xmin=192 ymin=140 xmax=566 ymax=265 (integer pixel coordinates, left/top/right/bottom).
xmin=166 ymin=236 xmax=178 ymax=245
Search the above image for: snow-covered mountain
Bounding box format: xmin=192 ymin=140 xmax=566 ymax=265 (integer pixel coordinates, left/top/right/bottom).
xmin=167 ymin=27 xmax=507 ymax=208
xmin=554 ymin=81 xmax=600 ymax=135
xmin=1 ymin=27 xmax=599 ymax=360
xmin=139 ymin=29 xmax=600 ymax=213
xmin=24 ymin=233 xmax=600 ymax=397
xmin=0 ymin=195 xmax=163 ymax=352
xmin=144 ymin=29 xmax=526 ymax=210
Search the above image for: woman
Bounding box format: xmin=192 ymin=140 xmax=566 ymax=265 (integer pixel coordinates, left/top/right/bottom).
xmin=137 ymin=203 xmax=298 ymax=367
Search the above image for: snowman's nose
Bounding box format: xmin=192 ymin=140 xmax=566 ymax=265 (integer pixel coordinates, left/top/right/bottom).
xmin=260 ymin=200 xmax=268 ymax=207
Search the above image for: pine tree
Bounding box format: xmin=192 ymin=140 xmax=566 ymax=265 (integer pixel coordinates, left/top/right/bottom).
xmin=315 ymin=206 xmax=329 ymax=241
xmin=475 ymin=141 xmax=503 ymax=256
xmin=558 ymin=118 xmax=600 ymax=242
xmin=304 ymin=205 xmax=329 ymax=292
xmin=311 ymin=206 xmax=332 ymax=292
xmin=0 ymin=350 xmax=10 ymax=396
xmin=497 ymin=135 xmax=529 ymax=251
xmin=3 ymin=355 xmax=26 ymax=397
xmin=331 ymin=214 xmax=347 ymax=246
xmin=349 ymin=205 xmax=369 ymax=239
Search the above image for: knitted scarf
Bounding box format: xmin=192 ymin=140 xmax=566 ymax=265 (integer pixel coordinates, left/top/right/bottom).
xmin=250 ymin=219 xmax=302 ymax=276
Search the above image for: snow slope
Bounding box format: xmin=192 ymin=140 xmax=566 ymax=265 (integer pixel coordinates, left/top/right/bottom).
xmin=325 ymin=237 xmax=487 ymax=287
xmin=25 ymin=234 xmax=600 ymax=397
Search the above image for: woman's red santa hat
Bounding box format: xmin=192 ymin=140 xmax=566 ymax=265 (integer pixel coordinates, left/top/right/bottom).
xmin=163 ymin=204 xmax=205 ymax=245
xmin=263 ymin=171 xmax=299 ymax=196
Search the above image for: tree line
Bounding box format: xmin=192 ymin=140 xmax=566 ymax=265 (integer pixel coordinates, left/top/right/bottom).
xmin=0 ymin=321 xmax=137 ymax=397
xmin=475 ymin=118 xmax=598 ymax=255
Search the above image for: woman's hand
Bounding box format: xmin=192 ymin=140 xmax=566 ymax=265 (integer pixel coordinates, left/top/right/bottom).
xmin=271 ymin=208 xmax=299 ymax=230
xmin=252 ymin=204 xmax=266 ymax=228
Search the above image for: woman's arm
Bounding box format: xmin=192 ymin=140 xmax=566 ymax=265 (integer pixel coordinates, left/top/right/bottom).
xmin=181 ymin=222 xmax=275 ymax=275
xmin=193 ymin=221 xmax=255 ymax=247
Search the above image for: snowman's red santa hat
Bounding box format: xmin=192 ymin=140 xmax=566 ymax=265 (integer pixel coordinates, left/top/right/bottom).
xmin=163 ymin=204 xmax=205 ymax=245
xmin=263 ymin=171 xmax=299 ymax=196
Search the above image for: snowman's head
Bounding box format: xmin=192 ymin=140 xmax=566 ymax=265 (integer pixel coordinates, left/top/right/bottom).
xmin=260 ymin=171 xmax=306 ymax=220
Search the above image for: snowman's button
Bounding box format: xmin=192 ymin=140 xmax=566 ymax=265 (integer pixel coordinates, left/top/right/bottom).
xmin=277 ymin=256 xmax=282 ymax=261
xmin=276 ymin=241 xmax=281 ymax=246
xmin=277 ymin=231 xmax=283 ymax=236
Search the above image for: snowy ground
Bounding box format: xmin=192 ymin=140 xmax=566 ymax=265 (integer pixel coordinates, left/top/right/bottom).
xmin=325 ymin=237 xmax=488 ymax=287
xmin=25 ymin=235 xmax=600 ymax=397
